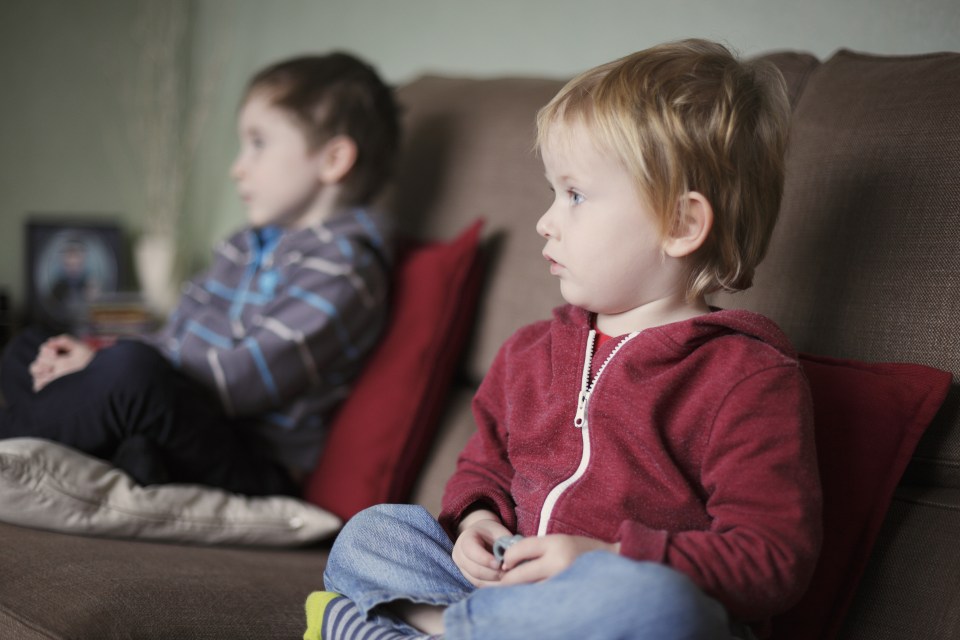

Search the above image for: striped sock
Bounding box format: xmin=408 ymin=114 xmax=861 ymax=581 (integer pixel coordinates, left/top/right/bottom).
xmin=304 ymin=591 xmax=433 ymax=640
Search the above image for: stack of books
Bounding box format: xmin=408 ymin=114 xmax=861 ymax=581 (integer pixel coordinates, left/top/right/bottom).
xmin=79 ymin=292 xmax=158 ymax=348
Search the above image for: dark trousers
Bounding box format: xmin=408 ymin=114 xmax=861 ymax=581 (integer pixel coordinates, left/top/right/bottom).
xmin=0 ymin=327 xmax=297 ymax=496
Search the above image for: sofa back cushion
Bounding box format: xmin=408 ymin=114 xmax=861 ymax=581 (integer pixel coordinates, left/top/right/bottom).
xmin=382 ymin=75 xmax=567 ymax=383
xmin=711 ymin=50 xmax=960 ymax=487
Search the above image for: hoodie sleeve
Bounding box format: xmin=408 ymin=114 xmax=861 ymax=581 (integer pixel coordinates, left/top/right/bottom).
xmin=439 ymin=341 xmax=518 ymax=539
xmin=617 ymin=363 xmax=823 ymax=622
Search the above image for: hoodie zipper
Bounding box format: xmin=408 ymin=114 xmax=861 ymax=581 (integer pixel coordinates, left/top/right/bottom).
xmin=537 ymin=328 xmax=640 ymax=536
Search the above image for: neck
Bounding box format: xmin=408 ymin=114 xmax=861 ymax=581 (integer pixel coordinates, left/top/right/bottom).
xmin=595 ymin=294 xmax=710 ymax=336
xmin=286 ymin=185 xmax=346 ymax=230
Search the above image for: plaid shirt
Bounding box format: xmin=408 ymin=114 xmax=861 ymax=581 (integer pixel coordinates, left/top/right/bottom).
xmin=144 ymin=209 xmax=392 ymax=471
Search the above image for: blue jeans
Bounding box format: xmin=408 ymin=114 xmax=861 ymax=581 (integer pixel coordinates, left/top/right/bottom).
xmin=324 ymin=504 xmax=737 ymax=640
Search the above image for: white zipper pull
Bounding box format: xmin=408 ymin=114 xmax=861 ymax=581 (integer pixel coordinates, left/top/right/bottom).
xmin=574 ymin=330 xmax=597 ymax=429
xmin=574 ymin=391 xmax=589 ymax=428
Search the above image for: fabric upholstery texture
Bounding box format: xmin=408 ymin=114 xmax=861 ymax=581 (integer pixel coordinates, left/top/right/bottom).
xmin=382 ymin=75 xmax=568 ymax=383
xmin=0 ymin=438 xmax=340 ymax=546
xmin=304 ymin=220 xmax=485 ymax=521
xmin=0 ymin=520 xmax=325 ymax=639
xmin=756 ymin=51 xmax=820 ymax=108
xmin=839 ymin=487 xmax=960 ymax=639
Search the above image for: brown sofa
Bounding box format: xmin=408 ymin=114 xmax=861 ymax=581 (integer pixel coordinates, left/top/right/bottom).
xmin=2 ymin=47 xmax=959 ymax=639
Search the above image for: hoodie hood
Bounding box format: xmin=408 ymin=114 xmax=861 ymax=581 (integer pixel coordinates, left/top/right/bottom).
xmin=552 ymin=304 xmax=797 ymax=361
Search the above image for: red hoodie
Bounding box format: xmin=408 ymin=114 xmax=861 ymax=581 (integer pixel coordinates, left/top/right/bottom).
xmin=440 ymin=305 xmax=822 ymax=626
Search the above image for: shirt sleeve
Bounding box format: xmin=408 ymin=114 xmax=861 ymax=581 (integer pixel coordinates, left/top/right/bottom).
xmin=616 ymin=364 xmax=823 ymax=622
xmin=152 ymin=233 xmax=390 ymax=418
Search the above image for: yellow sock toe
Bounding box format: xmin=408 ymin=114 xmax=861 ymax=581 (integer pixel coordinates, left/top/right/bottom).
xmin=304 ymin=591 xmax=342 ymax=640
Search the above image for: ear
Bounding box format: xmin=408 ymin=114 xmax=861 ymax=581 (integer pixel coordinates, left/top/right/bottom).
xmin=315 ymin=135 xmax=358 ymax=185
xmin=662 ymin=191 xmax=713 ymax=258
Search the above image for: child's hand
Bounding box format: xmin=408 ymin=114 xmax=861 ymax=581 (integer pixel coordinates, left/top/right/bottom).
xmin=498 ymin=534 xmax=619 ymax=586
xmin=30 ymin=335 xmax=95 ymax=392
xmin=452 ymin=509 xmax=512 ymax=588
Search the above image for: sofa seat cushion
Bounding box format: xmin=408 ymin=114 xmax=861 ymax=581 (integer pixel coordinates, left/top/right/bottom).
xmin=0 ymin=519 xmax=326 ymax=639
xmin=838 ymin=486 xmax=960 ymax=639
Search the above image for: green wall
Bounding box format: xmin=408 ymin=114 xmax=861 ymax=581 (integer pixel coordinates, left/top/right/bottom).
xmin=0 ymin=1 xmax=147 ymax=321
xmin=2 ymin=0 xmax=959 ymax=320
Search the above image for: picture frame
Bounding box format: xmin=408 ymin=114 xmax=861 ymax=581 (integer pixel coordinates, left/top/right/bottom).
xmin=25 ymin=217 xmax=125 ymax=331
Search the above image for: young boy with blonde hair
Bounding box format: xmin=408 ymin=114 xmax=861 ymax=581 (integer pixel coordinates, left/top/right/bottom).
xmin=307 ymin=39 xmax=821 ymax=639
xmin=1 ymin=52 xmax=400 ymax=496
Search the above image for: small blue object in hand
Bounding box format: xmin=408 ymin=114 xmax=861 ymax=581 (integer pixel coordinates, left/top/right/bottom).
xmin=492 ymin=534 xmax=525 ymax=564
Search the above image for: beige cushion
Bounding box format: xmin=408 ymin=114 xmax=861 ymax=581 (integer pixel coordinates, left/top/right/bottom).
xmin=0 ymin=438 xmax=340 ymax=546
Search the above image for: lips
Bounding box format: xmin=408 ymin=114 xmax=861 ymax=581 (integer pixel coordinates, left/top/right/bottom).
xmin=543 ymin=252 xmax=563 ymax=275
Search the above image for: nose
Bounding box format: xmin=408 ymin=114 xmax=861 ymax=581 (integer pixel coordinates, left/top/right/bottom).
xmin=536 ymin=202 xmax=557 ymax=239
xmin=229 ymin=153 xmax=244 ymax=182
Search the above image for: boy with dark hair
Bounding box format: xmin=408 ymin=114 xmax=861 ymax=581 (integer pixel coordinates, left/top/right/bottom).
xmin=1 ymin=51 xmax=401 ymax=496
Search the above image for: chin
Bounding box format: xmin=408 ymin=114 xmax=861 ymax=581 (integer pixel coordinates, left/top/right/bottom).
xmin=558 ymin=285 xmax=588 ymax=310
xmin=247 ymin=214 xmax=278 ymax=228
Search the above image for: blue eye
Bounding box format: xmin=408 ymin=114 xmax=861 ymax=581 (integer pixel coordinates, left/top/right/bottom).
xmin=569 ymin=191 xmax=584 ymax=205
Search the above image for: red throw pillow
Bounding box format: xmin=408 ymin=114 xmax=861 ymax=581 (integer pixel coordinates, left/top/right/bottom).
xmin=304 ymin=220 xmax=485 ymax=522
xmin=772 ymin=354 xmax=952 ymax=640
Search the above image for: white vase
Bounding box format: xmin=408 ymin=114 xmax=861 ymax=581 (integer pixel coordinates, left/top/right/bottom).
xmin=134 ymin=233 xmax=179 ymax=316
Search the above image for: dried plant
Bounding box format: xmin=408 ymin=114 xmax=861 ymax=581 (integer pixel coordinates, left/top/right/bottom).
xmin=120 ymin=0 xmax=232 ymax=313
xmin=125 ymin=0 xmax=227 ymax=240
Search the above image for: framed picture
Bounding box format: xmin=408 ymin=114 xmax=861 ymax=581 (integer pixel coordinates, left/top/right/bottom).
xmin=25 ymin=217 xmax=124 ymax=331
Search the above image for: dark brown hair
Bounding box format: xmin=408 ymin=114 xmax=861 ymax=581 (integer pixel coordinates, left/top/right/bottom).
xmin=243 ymin=52 xmax=401 ymax=206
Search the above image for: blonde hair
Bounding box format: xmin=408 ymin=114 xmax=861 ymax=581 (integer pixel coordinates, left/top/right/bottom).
xmin=536 ymin=39 xmax=790 ymax=298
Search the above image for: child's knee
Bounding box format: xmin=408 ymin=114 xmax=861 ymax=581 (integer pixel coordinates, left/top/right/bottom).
xmin=335 ymin=504 xmax=431 ymax=549
xmin=333 ymin=505 xmax=403 ymax=558
xmin=93 ymin=341 xmax=172 ymax=393
xmin=98 ymin=340 xmax=166 ymax=370
xmin=325 ymin=505 xmax=416 ymax=590
xmin=328 ymin=504 xmax=441 ymax=577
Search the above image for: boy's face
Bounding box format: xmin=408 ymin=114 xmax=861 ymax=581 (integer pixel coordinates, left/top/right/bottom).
xmin=538 ymin=121 xmax=679 ymax=324
xmin=231 ymin=93 xmax=329 ymax=228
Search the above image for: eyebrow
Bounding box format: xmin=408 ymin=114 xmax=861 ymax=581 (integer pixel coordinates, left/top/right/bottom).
xmin=545 ymin=172 xmax=575 ymax=184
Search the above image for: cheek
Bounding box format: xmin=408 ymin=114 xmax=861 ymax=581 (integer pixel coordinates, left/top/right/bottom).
xmin=276 ymin=154 xmax=317 ymax=183
xmin=582 ymin=229 xmax=622 ymax=261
